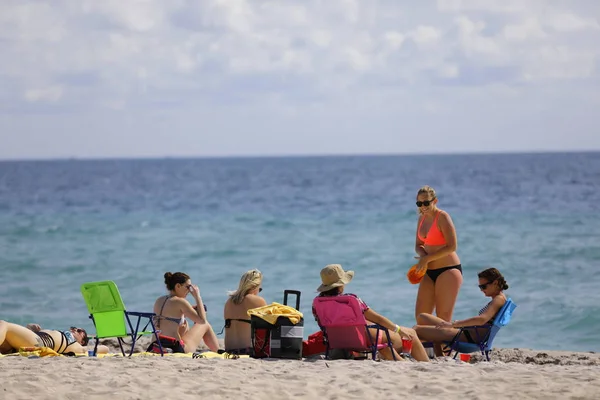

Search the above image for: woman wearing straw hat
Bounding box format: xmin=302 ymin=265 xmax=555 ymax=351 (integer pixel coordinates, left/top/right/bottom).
xmin=313 ymin=264 xmax=429 ymax=362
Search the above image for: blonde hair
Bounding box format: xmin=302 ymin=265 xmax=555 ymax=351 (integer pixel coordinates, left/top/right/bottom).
xmin=228 ymin=269 xmax=263 ymax=305
xmin=417 ymin=185 xmax=436 ymax=199
xmin=417 ymin=185 xmax=437 ymax=215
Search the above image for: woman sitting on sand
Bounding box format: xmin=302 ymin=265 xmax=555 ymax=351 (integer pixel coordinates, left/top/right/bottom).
xmin=414 ymin=267 xmax=508 ymax=357
xmin=313 ymin=264 xmax=429 ymax=362
xmin=0 ymin=321 xmax=91 ymax=355
xmin=149 ymin=271 xmax=219 ymax=353
xmin=223 ymin=269 xmax=267 ymax=354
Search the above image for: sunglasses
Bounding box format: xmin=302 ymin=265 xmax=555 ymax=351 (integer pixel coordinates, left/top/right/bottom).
xmin=71 ymin=327 xmax=89 ymax=346
xmin=478 ymin=281 xmax=493 ymax=290
xmin=259 ymin=288 xmax=263 ymax=293
xmin=416 ymin=199 xmax=435 ymax=207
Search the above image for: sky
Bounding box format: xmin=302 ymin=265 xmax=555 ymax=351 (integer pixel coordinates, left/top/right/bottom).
xmin=1 ymin=0 xmax=599 ymax=160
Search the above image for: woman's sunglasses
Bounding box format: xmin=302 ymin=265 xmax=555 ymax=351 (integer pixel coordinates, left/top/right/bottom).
xmin=71 ymin=327 xmax=89 ymax=346
xmin=416 ymin=199 xmax=435 ymax=207
xmin=478 ymin=281 xmax=493 ymax=290
xmin=259 ymin=288 xmax=263 ymax=293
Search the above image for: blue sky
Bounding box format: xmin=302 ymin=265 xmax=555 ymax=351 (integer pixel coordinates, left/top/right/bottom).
xmin=1 ymin=0 xmax=599 ymax=160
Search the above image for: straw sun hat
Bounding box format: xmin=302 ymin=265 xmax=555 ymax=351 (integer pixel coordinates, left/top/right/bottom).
xmin=316 ymin=264 xmax=355 ymax=292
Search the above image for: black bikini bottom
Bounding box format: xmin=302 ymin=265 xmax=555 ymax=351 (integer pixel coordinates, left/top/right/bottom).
xmin=426 ymin=264 xmax=462 ymax=283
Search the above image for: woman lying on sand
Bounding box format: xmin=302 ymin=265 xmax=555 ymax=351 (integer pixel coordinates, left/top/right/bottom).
xmin=414 ymin=267 xmax=509 ymax=357
xmin=149 ymin=271 xmax=219 ymax=353
xmin=313 ymin=264 xmax=429 ymax=362
xmin=223 ymin=269 xmax=267 ymax=355
xmin=0 ymin=321 xmax=92 ymax=355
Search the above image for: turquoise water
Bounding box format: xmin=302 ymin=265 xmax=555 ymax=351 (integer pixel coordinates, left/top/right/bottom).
xmin=1 ymin=153 xmax=599 ymax=351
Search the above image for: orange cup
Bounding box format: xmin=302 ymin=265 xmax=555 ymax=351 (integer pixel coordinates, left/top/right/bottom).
xmin=459 ymin=353 xmax=471 ymax=362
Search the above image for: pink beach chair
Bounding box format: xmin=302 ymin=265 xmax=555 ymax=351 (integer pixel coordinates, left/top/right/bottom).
xmin=312 ymin=296 xmax=396 ymax=360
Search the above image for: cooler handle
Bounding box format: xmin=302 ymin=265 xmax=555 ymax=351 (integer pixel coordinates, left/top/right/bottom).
xmin=283 ymin=290 xmax=301 ymax=310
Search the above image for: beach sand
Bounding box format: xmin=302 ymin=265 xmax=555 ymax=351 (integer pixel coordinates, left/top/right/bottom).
xmin=1 ymin=339 xmax=599 ymax=400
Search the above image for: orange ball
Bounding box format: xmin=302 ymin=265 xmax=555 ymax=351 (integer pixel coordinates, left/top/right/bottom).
xmin=406 ymin=264 xmax=425 ymax=284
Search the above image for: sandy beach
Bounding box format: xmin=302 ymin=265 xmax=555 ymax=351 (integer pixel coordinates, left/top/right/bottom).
xmin=1 ymin=343 xmax=599 ymax=400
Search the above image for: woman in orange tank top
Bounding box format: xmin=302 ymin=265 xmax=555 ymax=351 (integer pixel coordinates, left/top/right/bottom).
xmin=413 ymin=185 xmax=463 ymax=323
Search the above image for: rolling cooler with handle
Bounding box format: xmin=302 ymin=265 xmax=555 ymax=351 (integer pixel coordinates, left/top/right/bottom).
xmin=250 ymin=289 xmax=304 ymax=359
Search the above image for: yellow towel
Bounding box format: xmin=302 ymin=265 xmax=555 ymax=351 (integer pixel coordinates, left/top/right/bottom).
xmin=18 ymin=347 xmax=62 ymax=357
xmin=247 ymin=302 xmax=303 ymax=325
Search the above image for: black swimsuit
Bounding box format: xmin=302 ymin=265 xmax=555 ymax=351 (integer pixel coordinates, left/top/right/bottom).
xmin=35 ymin=331 xmax=77 ymax=353
xmin=426 ymin=264 xmax=462 ymax=282
xmin=461 ymin=300 xmax=498 ymax=343
xmin=224 ymin=318 xmax=251 ymax=328
xmin=221 ymin=318 xmax=252 ymax=352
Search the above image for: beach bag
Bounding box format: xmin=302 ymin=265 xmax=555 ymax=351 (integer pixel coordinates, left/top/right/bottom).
xmin=302 ymin=330 xmax=327 ymax=357
xmin=147 ymin=334 xmax=185 ymax=354
xmin=251 ymin=290 xmax=304 ymax=359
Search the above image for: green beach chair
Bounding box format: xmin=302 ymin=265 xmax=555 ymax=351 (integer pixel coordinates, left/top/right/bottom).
xmin=80 ymin=280 xmax=162 ymax=356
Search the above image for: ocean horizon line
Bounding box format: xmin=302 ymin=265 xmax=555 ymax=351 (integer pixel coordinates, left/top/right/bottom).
xmin=1 ymin=148 xmax=599 ymax=163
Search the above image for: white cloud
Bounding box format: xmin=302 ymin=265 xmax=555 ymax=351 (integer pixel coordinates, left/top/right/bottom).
xmin=438 ymin=64 xmax=460 ymax=78
xmin=502 ymin=18 xmax=546 ymax=41
xmin=410 ymin=25 xmax=442 ymax=47
xmin=24 ymin=86 xmax=64 ymax=102
xmin=384 ymin=31 xmax=405 ymax=50
xmin=544 ymin=12 xmax=600 ymax=32
xmin=0 ymin=0 xmax=599 ymax=159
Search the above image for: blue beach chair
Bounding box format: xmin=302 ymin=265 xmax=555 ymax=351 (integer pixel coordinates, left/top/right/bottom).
xmin=447 ymin=298 xmax=517 ymax=361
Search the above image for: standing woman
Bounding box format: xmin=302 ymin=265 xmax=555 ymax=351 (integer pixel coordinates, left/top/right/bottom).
xmin=413 ymin=185 xmax=462 ymax=322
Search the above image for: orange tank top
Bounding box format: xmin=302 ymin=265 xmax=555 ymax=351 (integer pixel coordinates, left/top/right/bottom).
xmin=418 ymin=211 xmax=446 ymax=246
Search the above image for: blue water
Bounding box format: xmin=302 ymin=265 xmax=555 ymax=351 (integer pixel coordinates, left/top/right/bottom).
xmin=1 ymin=153 xmax=599 ymax=352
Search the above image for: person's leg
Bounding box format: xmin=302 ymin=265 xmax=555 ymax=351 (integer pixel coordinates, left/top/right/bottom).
xmin=202 ymin=324 xmax=219 ymax=352
xmin=415 ymin=275 xmax=435 ymax=323
xmin=377 ymin=346 xmax=401 ymax=361
xmin=369 ymin=326 xmax=429 ymax=362
xmin=0 ymin=320 xmax=40 ymax=351
xmin=414 ymin=325 xmax=462 ymax=356
xmin=366 ymin=327 xmax=402 ymax=361
xmin=398 ymin=326 xmax=429 ymax=362
xmin=182 ymin=322 xmax=219 ymax=353
xmin=434 ymin=268 xmax=463 ymax=322
xmin=416 ymin=313 xmax=447 ymax=326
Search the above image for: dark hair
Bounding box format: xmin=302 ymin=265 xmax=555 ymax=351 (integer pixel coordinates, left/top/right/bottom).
xmin=319 ymin=287 xmax=342 ymax=297
xmin=164 ymin=272 xmax=190 ymax=291
xmin=478 ymin=267 xmax=509 ymax=290
xmin=71 ymin=327 xmax=89 ymax=346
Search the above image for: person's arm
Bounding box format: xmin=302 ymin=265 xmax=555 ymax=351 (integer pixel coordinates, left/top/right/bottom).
xmin=64 ymin=342 xmax=87 ymax=354
xmin=441 ymin=297 xmax=506 ymax=328
xmin=421 ymin=211 xmax=457 ymax=263
xmin=179 ymin=286 xmax=208 ymax=324
xmin=364 ymin=308 xmax=404 ymax=336
xmin=26 ymin=323 xmax=41 ymax=332
xmin=415 ymin=216 xmax=428 ymax=258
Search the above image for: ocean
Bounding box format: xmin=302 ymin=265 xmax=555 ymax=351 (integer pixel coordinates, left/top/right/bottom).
xmin=1 ymin=152 xmax=599 ymax=352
